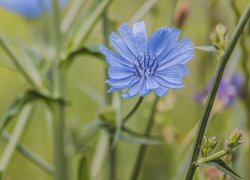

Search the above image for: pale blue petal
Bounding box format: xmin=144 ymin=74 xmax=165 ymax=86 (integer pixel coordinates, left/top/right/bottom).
xmin=99 ymin=45 xmax=133 ymax=68
xmin=154 ymin=86 xmax=169 ymax=96
xmin=157 ymin=64 xmax=190 ymax=77
xmin=108 ymin=67 xmax=134 ymax=79
xmin=106 ymin=75 xmax=137 ymax=87
xmin=146 ymin=77 xmax=159 ymax=90
xmin=139 ymin=83 xmax=151 ymax=96
xmin=158 ymin=37 xmax=194 ymax=68
xmin=148 ymin=28 xmax=169 ymax=56
xmin=157 ymin=28 xmax=181 ymax=60
xmin=107 ymin=77 xmax=140 ymax=93
xmin=122 ymin=78 xmax=144 ymax=98
xmin=132 ymin=22 xmax=148 ymax=55
xmin=158 ymin=75 xmax=183 ymax=84
xmin=152 ymin=76 xmax=184 ymax=89
xmin=157 ymin=49 xmax=194 ymax=71
xmin=118 ymin=23 xmax=139 ymax=56
xmin=110 ymin=32 xmax=136 ymax=61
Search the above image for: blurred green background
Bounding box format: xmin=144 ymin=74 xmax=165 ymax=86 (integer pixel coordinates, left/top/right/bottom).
xmin=0 ymin=0 xmax=249 ymax=179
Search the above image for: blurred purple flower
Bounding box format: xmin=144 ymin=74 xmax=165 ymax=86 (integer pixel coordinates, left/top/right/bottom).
xmin=0 ymin=0 xmax=68 ymax=18
xmin=194 ymin=73 xmax=244 ymax=109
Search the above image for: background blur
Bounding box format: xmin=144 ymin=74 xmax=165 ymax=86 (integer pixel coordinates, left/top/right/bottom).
xmin=0 ymin=0 xmax=249 ymax=179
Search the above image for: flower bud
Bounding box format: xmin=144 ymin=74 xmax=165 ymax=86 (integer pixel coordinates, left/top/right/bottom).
xmin=210 ymin=23 xmax=228 ymax=58
xmin=224 ymin=129 xmax=243 ymax=152
xmin=201 ymin=136 xmax=218 ymax=157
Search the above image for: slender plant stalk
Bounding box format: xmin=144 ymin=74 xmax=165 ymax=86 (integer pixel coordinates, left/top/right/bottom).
xmin=108 ymin=134 xmax=116 ymax=180
xmin=185 ymin=3 xmax=250 ymax=179
xmin=0 ymin=104 xmax=33 ymax=174
xmin=130 ymin=97 xmax=159 ymax=180
xmin=1 ymin=131 xmax=54 ymax=175
xmin=51 ymin=1 xmax=69 ymax=180
xmin=102 ymin=9 xmax=117 ymax=180
xmin=122 ymin=97 xmax=144 ymax=125
xmin=103 ymin=11 xmax=112 ymax=105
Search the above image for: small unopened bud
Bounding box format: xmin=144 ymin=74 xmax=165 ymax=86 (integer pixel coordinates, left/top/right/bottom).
xmin=224 ymin=129 xmax=243 ymax=152
xmin=201 ymin=136 xmax=218 ymax=157
xmin=210 ymin=23 xmax=228 ymax=58
xmin=98 ymin=107 xmax=116 ymax=129
xmin=174 ymin=3 xmax=191 ymax=28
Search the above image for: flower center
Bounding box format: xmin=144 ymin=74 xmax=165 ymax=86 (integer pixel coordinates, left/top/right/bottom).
xmin=133 ymin=54 xmax=159 ymax=77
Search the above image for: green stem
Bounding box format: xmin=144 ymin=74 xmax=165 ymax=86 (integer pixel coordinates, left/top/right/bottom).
xmin=1 ymin=131 xmax=54 ymax=175
xmin=51 ymin=1 xmax=69 ymax=180
xmin=197 ymin=150 xmax=228 ymax=164
xmin=108 ymin=134 xmax=116 ymax=180
xmin=130 ymin=97 xmax=159 ymax=180
xmin=122 ymin=97 xmax=144 ymax=125
xmin=51 ymin=102 xmax=69 ymax=180
xmin=103 ymin=10 xmax=112 ymax=105
xmin=102 ymin=9 xmax=116 ymax=180
xmin=0 ymin=104 xmax=33 ymax=174
xmin=185 ymin=3 xmax=250 ymax=180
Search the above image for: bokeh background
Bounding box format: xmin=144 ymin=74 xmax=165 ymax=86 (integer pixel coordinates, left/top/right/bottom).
xmin=0 ymin=0 xmax=249 ymax=179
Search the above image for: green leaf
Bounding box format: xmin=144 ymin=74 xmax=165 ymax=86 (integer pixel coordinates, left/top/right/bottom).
xmin=0 ymin=90 xmax=54 ymax=135
xmin=0 ymin=35 xmax=47 ymax=94
xmin=70 ymin=0 xmax=113 ymax=51
xmin=0 ymin=91 xmax=37 ymax=134
xmin=0 ymin=104 xmax=33 ymax=174
xmin=78 ymin=156 xmax=90 ymax=180
xmin=197 ymin=158 xmax=244 ymax=180
xmin=119 ymin=131 xmax=163 ymax=145
xmin=194 ymin=45 xmax=217 ymax=52
xmin=79 ymin=84 xmax=105 ymax=107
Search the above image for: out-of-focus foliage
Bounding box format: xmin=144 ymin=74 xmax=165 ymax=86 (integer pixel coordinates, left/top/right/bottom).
xmin=0 ymin=0 xmax=249 ymax=180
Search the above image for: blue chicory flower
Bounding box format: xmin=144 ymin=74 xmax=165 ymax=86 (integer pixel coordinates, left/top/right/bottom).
xmin=100 ymin=22 xmax=194 ymax=98
xmin=0 ymin=0 xmax=68 ymax=18
xmin=194 ymin=73 xmax=244 ymax=109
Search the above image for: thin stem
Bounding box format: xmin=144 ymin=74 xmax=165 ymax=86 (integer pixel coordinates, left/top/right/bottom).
xmin=0 ymin=104 xmax=33 ymax=173
xmin=52 ymin=0 xmax=61 ymax=98
xmin=122 ymin=97 xmax=144 ymax=125
xmin=103 ymin=10 xmax=112 ymax=105
xmin=1 ymin=131 xmax=54 ymax=175
xmin=51 ymin=1 xmax=69 ymax=180
xmin=102 ymin=9 xmax=116 ymax=180
xmin=185 ymin=3 xmax=250 ymax=180
xmin=108 ymin=134 xmax=116 ymax=180
xmin=130 ymin=97 xmax=159 ymax=180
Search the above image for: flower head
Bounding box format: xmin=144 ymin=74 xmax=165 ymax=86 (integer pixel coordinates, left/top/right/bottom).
xmin=100 ymin=22 xmax=194 ymax=98
xmin=194 ymin=73 xmax=244 ymax=111
xmin=0 ymin=0 xmax=68 ymax=18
